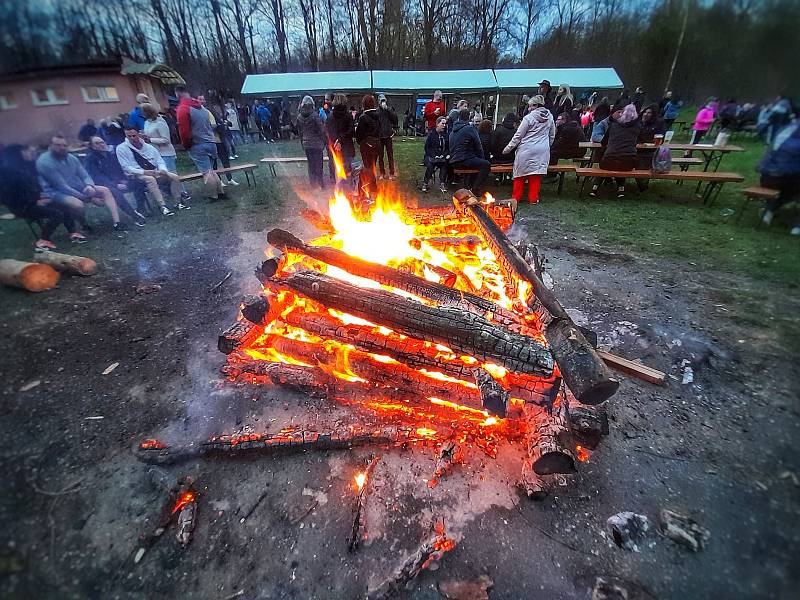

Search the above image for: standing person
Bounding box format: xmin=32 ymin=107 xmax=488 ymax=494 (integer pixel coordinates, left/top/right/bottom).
xmin=200 ymin=97 xmax=238 ymax=186
xmin=423 ymin=91 xmax=446 ymax=132
xmin=553 ymin=84 xmax=574 ymax=118
xmin=354 ymin=95 xmax=381 ymax=198
xmin=659 ymin=91 xmax=673 ymax=114
xmin=256 ymin=101 xmax=273 ymax=142
xmin=447 ymin=99 xmax=469 ymax=137
xmin=128 ymin=93 xmax=150 ymax=130
xmin=326 ymin=93 xmax=356 ymax=177
xmin=270 ymin=100 xmax=282 ymax=142
xmin=517 ymin=95 xmax=530 ymax=119
xmin=661 ymin=95 xmax=681 ymax=130
xmin=0 ymin=144 xmax=83 ymax=249
xmin=116 ymin=127 xmax=183 ymax=215
xmin=175 ymin=85 xmax=225 ymax=201
xmin=632 ymin=87 xmax=646 ymax=111
xmin=141 ymin=103 xmax=191 ymax=206
xmin=537 ymin=80 xmax=556 ymax=112
xmin=101 ymin=117 xmax=126 ymax=147
xmin=376 ymin=94 xmax=398 ymax=180
xmin=501 ymin=95 xmax=555 ymax=204
xmin=421 ymin=116 xmax=449 ymax=193
xmin=690 ymin=99 xmax=717 ymax=145
xmin=449 ymin=108 xmax=490 ymax=197
xmin=758 ymin=118 xmax=799 ymax=234
xmin=237 ymin=102 xmax=251 ymax=142
xmin=589 ymin=104 xmax=641 ymax=198
xmin=36 ymin=135 xmax=125 ymax=230
xmin=226 ymin=102 xmax=243 ymax=149
xmin=78 ymin=119 xmax=97 ymax=143
xmin=295 ymin=95 xmax=326 ymax=189
xmin=85 ymin=136 xmax=148 ymax=225
xmin=490 ymin=113 xmax=519 ymax=165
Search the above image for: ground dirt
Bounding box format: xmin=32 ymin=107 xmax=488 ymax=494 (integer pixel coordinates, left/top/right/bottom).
xmin=1 ymin=168 xmax=798 ymax=600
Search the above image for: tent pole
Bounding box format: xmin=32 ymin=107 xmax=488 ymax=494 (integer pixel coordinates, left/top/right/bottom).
xmin=493 ymin=92 xmax=500 ymax=129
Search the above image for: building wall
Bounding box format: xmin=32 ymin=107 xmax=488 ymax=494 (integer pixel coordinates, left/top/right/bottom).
xmin=0 ymin=71 xmax=170 ymax=146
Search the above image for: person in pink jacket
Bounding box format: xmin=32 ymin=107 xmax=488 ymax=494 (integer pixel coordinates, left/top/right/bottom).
xmin=691 ymin=99 xmax=717 ymax=144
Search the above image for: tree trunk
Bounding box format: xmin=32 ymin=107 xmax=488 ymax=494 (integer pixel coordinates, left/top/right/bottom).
xmin=263 ymin=270 xmax=554 ymax=377
xmin=0 ymin=259 xmax=59 ymax=292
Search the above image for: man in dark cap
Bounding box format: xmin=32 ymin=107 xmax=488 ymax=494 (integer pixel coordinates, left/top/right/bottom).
xmin=538 ymin=79 xmax=556 ymax=112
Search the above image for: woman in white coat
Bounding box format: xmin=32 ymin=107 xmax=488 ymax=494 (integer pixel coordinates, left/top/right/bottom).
xmin=502 ymin=95 xmax=556 ymax=203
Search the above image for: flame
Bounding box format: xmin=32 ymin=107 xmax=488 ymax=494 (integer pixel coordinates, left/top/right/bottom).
xmin=140 ymin=439 xmax=166 ymax=449
xmin=576 ymin=445 xmax=590 ymax=462
xmin=354 ymin=472 xmax=367 ymax=490
xmin=172 ymin=491 xmax=196 ymax=514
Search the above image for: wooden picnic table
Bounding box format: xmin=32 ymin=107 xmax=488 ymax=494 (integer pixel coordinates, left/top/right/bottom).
xmin=179 ymin=163 xmax=258 ymax=186
xmin=261 ymin=156 xmax=328 ymax=177
xmin=579 ymin=142 xmax=744 ymax=172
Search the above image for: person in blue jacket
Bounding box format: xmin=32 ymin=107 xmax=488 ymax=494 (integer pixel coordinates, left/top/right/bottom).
xmin=758 ymin=118 xmax=800 ymax=234
xmin=448 ymin=108 xmax=490 ymax=197
xmin=127 ymin=93 xmax=149 ymax=130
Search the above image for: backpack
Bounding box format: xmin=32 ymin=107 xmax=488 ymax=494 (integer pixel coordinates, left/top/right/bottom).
xmin=652 ymin=145 xmax=672 ymax=174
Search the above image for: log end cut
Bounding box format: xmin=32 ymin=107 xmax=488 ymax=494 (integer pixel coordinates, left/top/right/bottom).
xmin=532 ymin=451 xmax=577 ymax=476
xmin=0 ymin=259 xmax=60 ymax=292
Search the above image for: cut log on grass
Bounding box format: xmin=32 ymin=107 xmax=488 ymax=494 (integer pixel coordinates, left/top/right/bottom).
xmin=0 ymin=259 xmax=59 ymax=292
xmin=263 ymin=270 xmax=554 ymax=377
xmin=453 ymin=189 xmax=618 ymax=405
xmin=266 ymin=228 xmax=523 ymax=330
xmin=32 ymin=251 xmax=96 ymax=276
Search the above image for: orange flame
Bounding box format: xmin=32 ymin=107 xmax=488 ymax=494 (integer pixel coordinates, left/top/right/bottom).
xmin=172 ymin=491 xmax=196 ymax=514
xmin=576 ymin=445 xmax=590 ymax=462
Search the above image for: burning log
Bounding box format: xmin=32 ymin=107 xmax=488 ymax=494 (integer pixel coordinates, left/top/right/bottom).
xmin=409 ymin=235 xmax=482 ymax=253
xmin=174 ymin=491 xmax=197 ymax=545
xmin=135 ymin=425 xmax=436 ymax=466
xmin=349 ymin=454 xmax=381 ymax=552
xmin=367 ymin=523 xmax=456 ymax=600
xmin=299 ymin=207 xmax=335 ymax=234
xmin=428 ymin=440 xmax=462 ymax=488
xmin=263 ymin=270 xmax=554 ymax=377
xmin=518 ymin=461 xmax=552 ymax=500
xmin=266 ymin=228 xmax=523 ymax=330
xmin=568 ymin=402 xmax=609 ymax=450
xmin=240 ymin=294 xmax=270 ymax=324
xmin=32 ymin=251 xmax=97 ymax=276
xmin=218 ymin=320 xmax=259 ymax=354
xmin=453 ymin=190 xmax=619 ymax=405
xmin=522 ymin=382 xmax=576 ymax=475
xmin=0 ymin=259 xmax=59 ymax=292
xmin=472 ymin=368 xmax=509 ymax=417
xmin=280 ymin=311 xmax=555 ymax=404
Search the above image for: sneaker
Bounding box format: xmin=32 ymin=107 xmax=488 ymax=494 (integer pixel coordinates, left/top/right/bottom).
xmin=70 ymin=232 xmax=88 ymax=243
xmin=617 ymin=188 xmax=625 ymax=198
xmin=388 ymin=175 xmax=397 ymax=180
xmin=233 ymin=154 xmax=239 ymax=159
xmin=134 ymin=211 xmax=147 ymax=226
xmin=421 ymin=183 xmax=429 ymax=193
xmin=227 ymin=179 xmax=240 ymax=186
xmin=439 ymin=183 xmax=448 ymax=193
xmin=113 ymin=222 xmax=128 ymax=231
xmin=161 ymin=206 xmax=175 ymax=216
xmin=589 ymin=186 xmax=598 ymax=198
xmin=229 ymin=156 xmax=236 ymax=160
xmin=791 ymin=226 xmax=800 ymax=236
xmin=220 ymin=180 xmax=228 ymax=188
xmin=34 ymin=239 xmax=56 ymax=252
xmin=176 ymin=203 xmax=191 ymax=210
xmin=762 ymin=209 xmax=774 ymax=226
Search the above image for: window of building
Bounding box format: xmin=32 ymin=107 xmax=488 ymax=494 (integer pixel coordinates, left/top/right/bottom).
xmin=31 ymin=87 xmax=68 ymax=106
xmin=81 ymin=85 xmax=120 ymax=103
xmin=0 ymin=92 xmax=17 ymax=110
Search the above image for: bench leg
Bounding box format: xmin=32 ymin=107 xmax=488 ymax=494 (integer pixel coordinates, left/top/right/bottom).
xmin=578 ymin=175 xmax=588 ymax=197
xmin=557 ymin=172 xmax=565 ymax=195
xmin=736 ymin=197 xmax=755 ymax=223
xmin=269 ymin=164 xmax=277 ymax=177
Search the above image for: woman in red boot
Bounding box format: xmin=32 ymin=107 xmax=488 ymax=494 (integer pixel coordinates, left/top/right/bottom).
xmin=501 ymin=95 xmax=555 ymax=204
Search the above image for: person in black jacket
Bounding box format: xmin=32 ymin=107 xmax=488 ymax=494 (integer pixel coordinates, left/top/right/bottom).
xmin=355 ymin=94 xmax=382 ymax=198
xmin=491 ymin=113 xmax=518 ymax=164
xmin=84 ymin=137 xmax=147 ymax=224
xmin=296 ymin=95 xmax=327 ymax=189
xmin=376 ymin=94 xmax=399 ymax=179
xmin=477 ymin=120 xmax=493 ymax=161
xmin=549 ymin=112 xmax=586 ymax=165
xmin=636 ymin=103 xmax=667 ymax=188
xmin=590 ymin=104 xmax=642 ymax=198
xmin=449 ymin=108 xmax=490 ymax=196
xmin=0 ymin=144 xmax=81 ymax=250
xmin=422 ymin=117 xmax=450 ymax=193
xmin=326 ymin=93 xmax=356 ymax=177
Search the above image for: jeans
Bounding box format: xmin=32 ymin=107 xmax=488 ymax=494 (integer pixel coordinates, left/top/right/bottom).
xmin=359 ymin=143 xmax=379 ymax=198
xmin=188 ymin=142 xmax=218 ymax=173
xmin=108 ymin=184 xmax=142 ymax=217
xmin=378 ymin=137 xmax=395 ymax=176
xmin=305 ymin=148 xmax=324 ymax=188
xmin=423 ymin=159 xmax=449 ymax=186
xmin=452 ymin=157 xmax=491 ymax=196
xmin=213 ymin=142 xmax=232 ymax=181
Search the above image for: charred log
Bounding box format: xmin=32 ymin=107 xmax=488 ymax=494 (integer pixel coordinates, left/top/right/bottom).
xmin=218 ymin=320 xmax=259 ymax=354
xmin=263 ymin=270 xmax=554 ymax=377
xmin=523 ymin=382 xmax=576 ymax=475
xmin=567 ymin=402 xmax=609 ymax=450
xmin=518 ymin=460 xmax=553 ymax=500
xmin=472 ymin=368 xmax=509 ymax=417
xmin=428 ymin=440 xmax=462 ymax=488
xmin=453 ymin=189 xmax=618 ymax=405
xmin=349 ymin=454 xmax=381 ymax=552
xmin=240 ymin=294 xmax=270 ymax=324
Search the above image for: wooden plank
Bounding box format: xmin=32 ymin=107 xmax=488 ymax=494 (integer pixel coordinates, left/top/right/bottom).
xmin=180 ymin=163 xmax=257 ymax=182
xmin=575 ymin=168 xmax=743 ymax=183
xmin=260 ymin=156 xmax=329 ymax=163
xmin=742 ymin=186 xmax=780 ymax=199
xmin=596 ymin=350 xmax=666 ymax=385
xmin=579 ymin=141 xmax=744 ymax=153
xmin=454 ymin=165 xmax=575 ymax=175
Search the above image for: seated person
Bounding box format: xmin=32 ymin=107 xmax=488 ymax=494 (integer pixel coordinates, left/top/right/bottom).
xmin=590 ymin=104 xmax=641 ymax=198
xmin=422 ymin=116 xmax=450 ymax=193
xmin=36 ymin=135 xmax=126 ymax=231
xmin=0 ymin=144 xmax=83 ymax=250
xmin=116 ymin=127 xmax=182 ymax=215
xmin=491 ymin=113 xmax=518 ymax=164
xmin=549 ymin=113 xmax=586 ymax=165
xmin=85 ymin=137 xmax=146 ymax=225
xmin=449 ymin=108 xmax=490 ymax=197
xmin=477 ymin=119 xmax=493 ymax=161
xmin=758 ymin=120 xmax=800 ymax=235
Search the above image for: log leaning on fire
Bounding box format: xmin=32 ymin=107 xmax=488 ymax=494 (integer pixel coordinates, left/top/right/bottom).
xmin=522 ymin=381 xmax=576 ymax=475
xmin=263 ymin=270 xmax=554 ymax=378
xmin=265 ymin=228 xmax=523 ymax=330
xmin=452 ymin=189 xmax=619 ymax=405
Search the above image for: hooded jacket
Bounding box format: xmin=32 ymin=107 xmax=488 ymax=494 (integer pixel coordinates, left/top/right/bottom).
xmin=448 ymin=120 xmax=485 ymax=163
xmin=602 ymin=117 xmax=642 ymax=160
xmin=326 ymin=105 xmax=355 ymax=158
xmin=550 ymin=119 xmax=586 ymax=160
xmin=377 ymin=105 xmax=398 ymax=138
xmin=490 ymin=114 xmax=518 ymax=164
xmin=638 ymin=105 xmax=667 ymax=144
xmin=503 ymin=107 xmax=555 ymax=178
xmin=355 ymin=108 xmax=381 ymax=149
xmin=296 ymin=105 xmax=327 ymax=151
xmin=176 ymin=97 xmax=215 ymax=148
xmin=424 ymin=129 xmax=449 ymax=163
xmin=758 ymin=122 xmax=800 ymax=177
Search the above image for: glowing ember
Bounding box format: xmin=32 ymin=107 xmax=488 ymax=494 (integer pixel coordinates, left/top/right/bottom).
xmin=576 ymin=445 xmax=590 ymax=462
xmin=354 ymin=472 xmax=367 ymax=490
xmin=172 ymin=491 xmax=196 ymax=514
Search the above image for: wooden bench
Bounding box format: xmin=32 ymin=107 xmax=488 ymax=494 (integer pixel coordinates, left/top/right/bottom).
xmin=452 ymin=164 xmax=576 ymax=194
xmin=574 ymin=167 xmax=744 ymax=204
xmin=260 ymin=156 xmax=328 ymax=176
xmin=180 ymin=163 xmax=258 ymax=186
xmin=737 ymin=186 xmax=780 ymax=223
xmin=574 ymin=153 xmax=703 ymax=172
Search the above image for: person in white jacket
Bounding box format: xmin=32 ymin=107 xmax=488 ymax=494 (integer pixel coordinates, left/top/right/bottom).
xmin=502 ymin=95 xmax=556 ymax=204
xmin=116 ymin=127 xmax=184 ymax=215
xmin=142 ymin=103 xmax=191 ymax=203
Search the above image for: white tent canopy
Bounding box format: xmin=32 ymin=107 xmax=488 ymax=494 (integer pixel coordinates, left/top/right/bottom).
xmin=240 ymin=70 xmax=372 ymax=96
xmin=494 ymin=68 xmax=624 ymax=91
xmin=372 ymin=69 xmax=498 ymax=94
